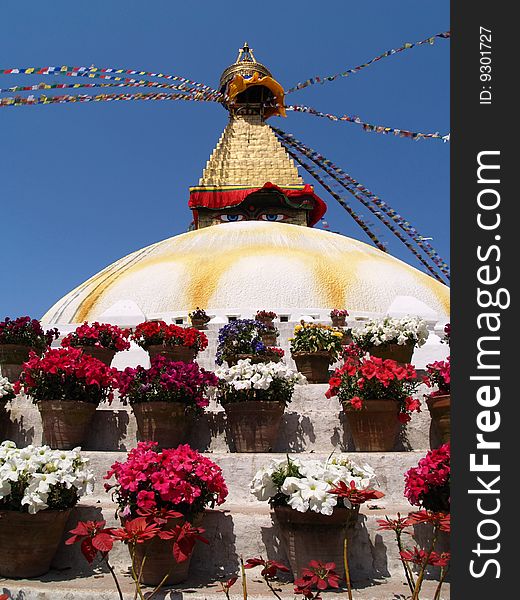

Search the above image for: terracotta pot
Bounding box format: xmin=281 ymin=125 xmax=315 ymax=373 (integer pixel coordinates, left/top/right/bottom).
xmin=341 ymin=330 xmax=353 ymax=346
xmin=261 ymin=332 xmax=278 ymax=346
xmin=0 ymin=343 xmax=33 ymax=382
xmin=226 ymin=353 xmax=281 ymax=367
xmin=256 ymin=317 xmax=274 ymax=328
xmin=133 ymin=401 xmax=187 ymax=449
xmin=190 ymin=318 xmax=208 ymax=330
xmin=148 ymin=345 xmax=197 ymax=363
xmin=0 ymin=508 xmax=71 ymax=578
xmin=224 ymin=400 xmax=285 ymax=452
xmin=426 ymin=394 xmax=451 ymax=446
xmin=366 ymin=342 xmax=414 ymax=364
xmin=38 ymin=400 xmax=97 ymax=449
xmin=343 ymin=399 xmax=400 ymax=451
xmin=292 ymin=351 xmax=331 ymax=384
xmin=274 ymin=505 xmax=359 ymax=580
xmin=77 ymin=346 xmax=116 ymax=366
xmin=331 ymin=316 xmax=347 ymax=327
xmin=129 ymin=514 xmax=201 ymax=585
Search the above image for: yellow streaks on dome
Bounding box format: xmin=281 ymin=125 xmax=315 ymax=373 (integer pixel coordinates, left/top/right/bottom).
xmin=43 ymin=222 xmax=450 ymax=324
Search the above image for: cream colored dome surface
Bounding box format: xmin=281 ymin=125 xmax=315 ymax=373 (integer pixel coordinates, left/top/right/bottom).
xmin=42 ymin=221 xmax=449 ymax=324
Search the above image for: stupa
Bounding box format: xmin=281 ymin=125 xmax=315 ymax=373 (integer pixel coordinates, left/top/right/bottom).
xmin=41 ymin=43 xmax=449 ymax=331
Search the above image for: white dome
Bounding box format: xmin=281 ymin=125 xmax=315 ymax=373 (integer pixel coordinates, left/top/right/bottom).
xmin=42 ymin=221 xmax=449 ymax=324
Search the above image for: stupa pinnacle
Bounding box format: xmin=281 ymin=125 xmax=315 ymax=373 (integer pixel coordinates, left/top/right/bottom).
xmin=189 ymin=44 xmax=327 ymax=229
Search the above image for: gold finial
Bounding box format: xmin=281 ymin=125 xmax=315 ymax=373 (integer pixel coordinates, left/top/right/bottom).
xmin=236 ymin=42 xmax=256 ymax=64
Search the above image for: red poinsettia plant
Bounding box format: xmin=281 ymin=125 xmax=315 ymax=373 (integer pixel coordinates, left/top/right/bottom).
xmin=117 ymin=356 xmax=218 ymax=415
xmin=105 ymin=441 xmax=228 ymax=521
xmin=404 ymin=443 xmax=450 ymax=514
xmin=67 ymin=514 xmax=208 ymax=600
xmin=326 ymin=353 xmax=421 ymax=423
xmin=0 ymin=316 xmax=59 ymax=351
xmin=424 ymin=357 xmax=450 ymax=396
xmin=61 ymin=321 xmax=130 ymax=352
xmin=15 ymin=347 xmax=119 ymax=404
xmin=130 ymin=320 xmax=208 ymax=352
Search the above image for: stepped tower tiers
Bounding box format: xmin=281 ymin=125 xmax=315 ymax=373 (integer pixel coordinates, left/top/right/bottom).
xmin=189 ymin=43 xmax=327 ymax=229
xmin=42 ymin=44 xmax=449 ymax=337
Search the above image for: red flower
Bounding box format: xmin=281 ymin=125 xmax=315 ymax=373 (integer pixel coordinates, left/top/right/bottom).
xmin=349 ymin=395 xmax=363 ymax=410
xmin=294 ymin=560 xmax=341 ymax=596
xmin=328 ymin=480 xmax=384 ymax=505
xmin=220 ymin=576 xmax=238 ymax=594
xmin=408 ymin=510 xmax=451 ymax=533
xmin=112 ymin=517 xmax=160 ymax=544
xmin=66 ymin=520 xmax=115 ymax=564
xmin=158 ymin=521 xmax=209 ymax=562
xmin=377 ymin=513 xmax=414 ymax=533
xmin=400 ymin=547 xmax=451 ymax=567
xmin=404 ymin=444 xmax=450 ymax=512
xmin=398 ymin=412 xmax=411 ymax=423
xmin=62 ymin=321 xmax=130 ymax=351
xmin=130 ymin=321 xmax=208 ymax=351
xmin=405 ymin=396 xmax=421 ymax=413
xmin=244 ymin=556 xmax=290 ymax=578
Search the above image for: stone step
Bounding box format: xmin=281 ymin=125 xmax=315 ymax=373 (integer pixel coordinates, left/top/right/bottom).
xmin=86 ymin=451 xmax=422 ymax=505
xmin=3 ymin=384 xmax=439 ymax=452
xmin=42 ymin=501 xmax=447 ymax=582
xmin=1 ymin=573 xmax=449 ymax=600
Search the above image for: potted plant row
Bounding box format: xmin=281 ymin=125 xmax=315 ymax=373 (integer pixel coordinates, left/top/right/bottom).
xmin=327 ymin=346 xmax=421 ymax=451
xmin=105 ymin=441 xmax=228 ymax=585
xmin=15 ymin=347 xmax=119 ymax=449
xmin=250 ymin=455 xmax=383 ymax=580
xmin=61 ymin=321 xmax=130 ymax=365
xmin=0 ymin=316 xmax=59 ymax=381
xmin=214 ymin=358 xmax=306 ymax=452
xmin=118 ymin=356 xmax=218 ymax=449
xmin=289 ymin=321 xmax=344 ymax=383
xmin=189 ymin=307 xmax=211 ymax=330
xmin=0 ymin=441 xmax=94 ymax=578
xmin=130 ymin=320 xmax=208 ymax=363
xmin=352 ymin=315 xmax=429 ymax=364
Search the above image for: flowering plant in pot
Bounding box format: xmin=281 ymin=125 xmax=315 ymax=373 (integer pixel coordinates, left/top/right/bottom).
xmin=251 ymin=455 xmax=382 ymax=580
xmin=352 ymin=316 xmax=429 ymax=363
xmin=214 ymin=359 xmax=306 ymax=452
xmin=424 ymin=358 xmax=450 ymax=445
xmin=216 ymin=319 xmax=281 ymax=366
xmin=118 ymin=356 xmax=218 ymax=449
xmin=0 ymin=316 xmax=59 ymax=381
xmin=15 ymin=347 xmax=119 ymax=449
xmin=61 ymin=321 xmax=130 ymax=365
xmin=327 ymin=352 xmax=421 ymax=451
xmin=330 ymin=308 xmax=349 ymax=327
xmin=289 ymin=322 xmax=344 ymax=383
xmin=405 ymin=444 xmax=450 ymax=514
xmin=188 ymin=307 xmax=211 ymax=329
xmin=0 ymin=440 xmax=94 ymax=578
xmin=441 ymin=322 xmax=450 ymax=346
xmin=130 ymin=320 xmax=208 ymax=362
xmin=105 ymin=441 xmax=228 ymax=585
xmin=255 ymin=310 xmax=278 ymax=327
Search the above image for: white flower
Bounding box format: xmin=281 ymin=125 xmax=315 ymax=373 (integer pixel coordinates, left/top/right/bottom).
xmin=353 ymin=316 xmax=429 ymax=347
xmin=0 ymin=441 xmax=95 ymax=514
xmin=0 ymin=376 xmax=15 ymax=399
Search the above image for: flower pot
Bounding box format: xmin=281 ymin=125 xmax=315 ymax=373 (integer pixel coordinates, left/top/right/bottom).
xmin=38 ymin=400 xmax=97 ymax=449
xmin=129 ymin=514 xmax=195 ymax=585
xmin=0 ymin=508 xmax=71 ymax=578
xmin=366 ymin=342 xmax=414 ymax=364
xmin=133 ymin=401 xmax=187 ymax=449
xmin=426 ymin=394 xmax=451 ymax=446
xmin=190 ymin=318 xmax=208 ymax=330
xmin=274 ymin=505 xmax=359 ymax=580
xmin=256 ymin=317 xmax=274 ymax=328
xmin=77 ymin=346 xmax=116 ymax=366
xmin=148 ymin=345 xmax=197 ymax=363
xmin=261 ymin=332 xmax=278 ymax=346
xmin=0 ymin=343 xmax=33 ymax=382
xmin=292 ymin=351 xmax=331 ymax=384
xmin=341 ymin=330 xmax=353 ymax=346
xmin=343 ymin=399 xmax=400 ymax=451
xmin=226 ymin=353 xmax=281 ymax=367
xmin=224 ymin=400 xmax=285 ymax=452
xmin=331 ymin=316 xmax=347 ymax=327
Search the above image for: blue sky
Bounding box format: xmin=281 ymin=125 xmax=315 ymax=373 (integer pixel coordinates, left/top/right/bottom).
xmin=0 ymin=0 xmax=449 ymax=319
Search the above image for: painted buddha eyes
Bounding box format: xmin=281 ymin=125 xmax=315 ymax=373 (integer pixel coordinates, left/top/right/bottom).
xmin=260 ymin=213 xmax=286 ymax=222
xmin=218 ymin=213 xmax=288 ymax=222
xmin=220 ymin=214 xmax=245 ymax=222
